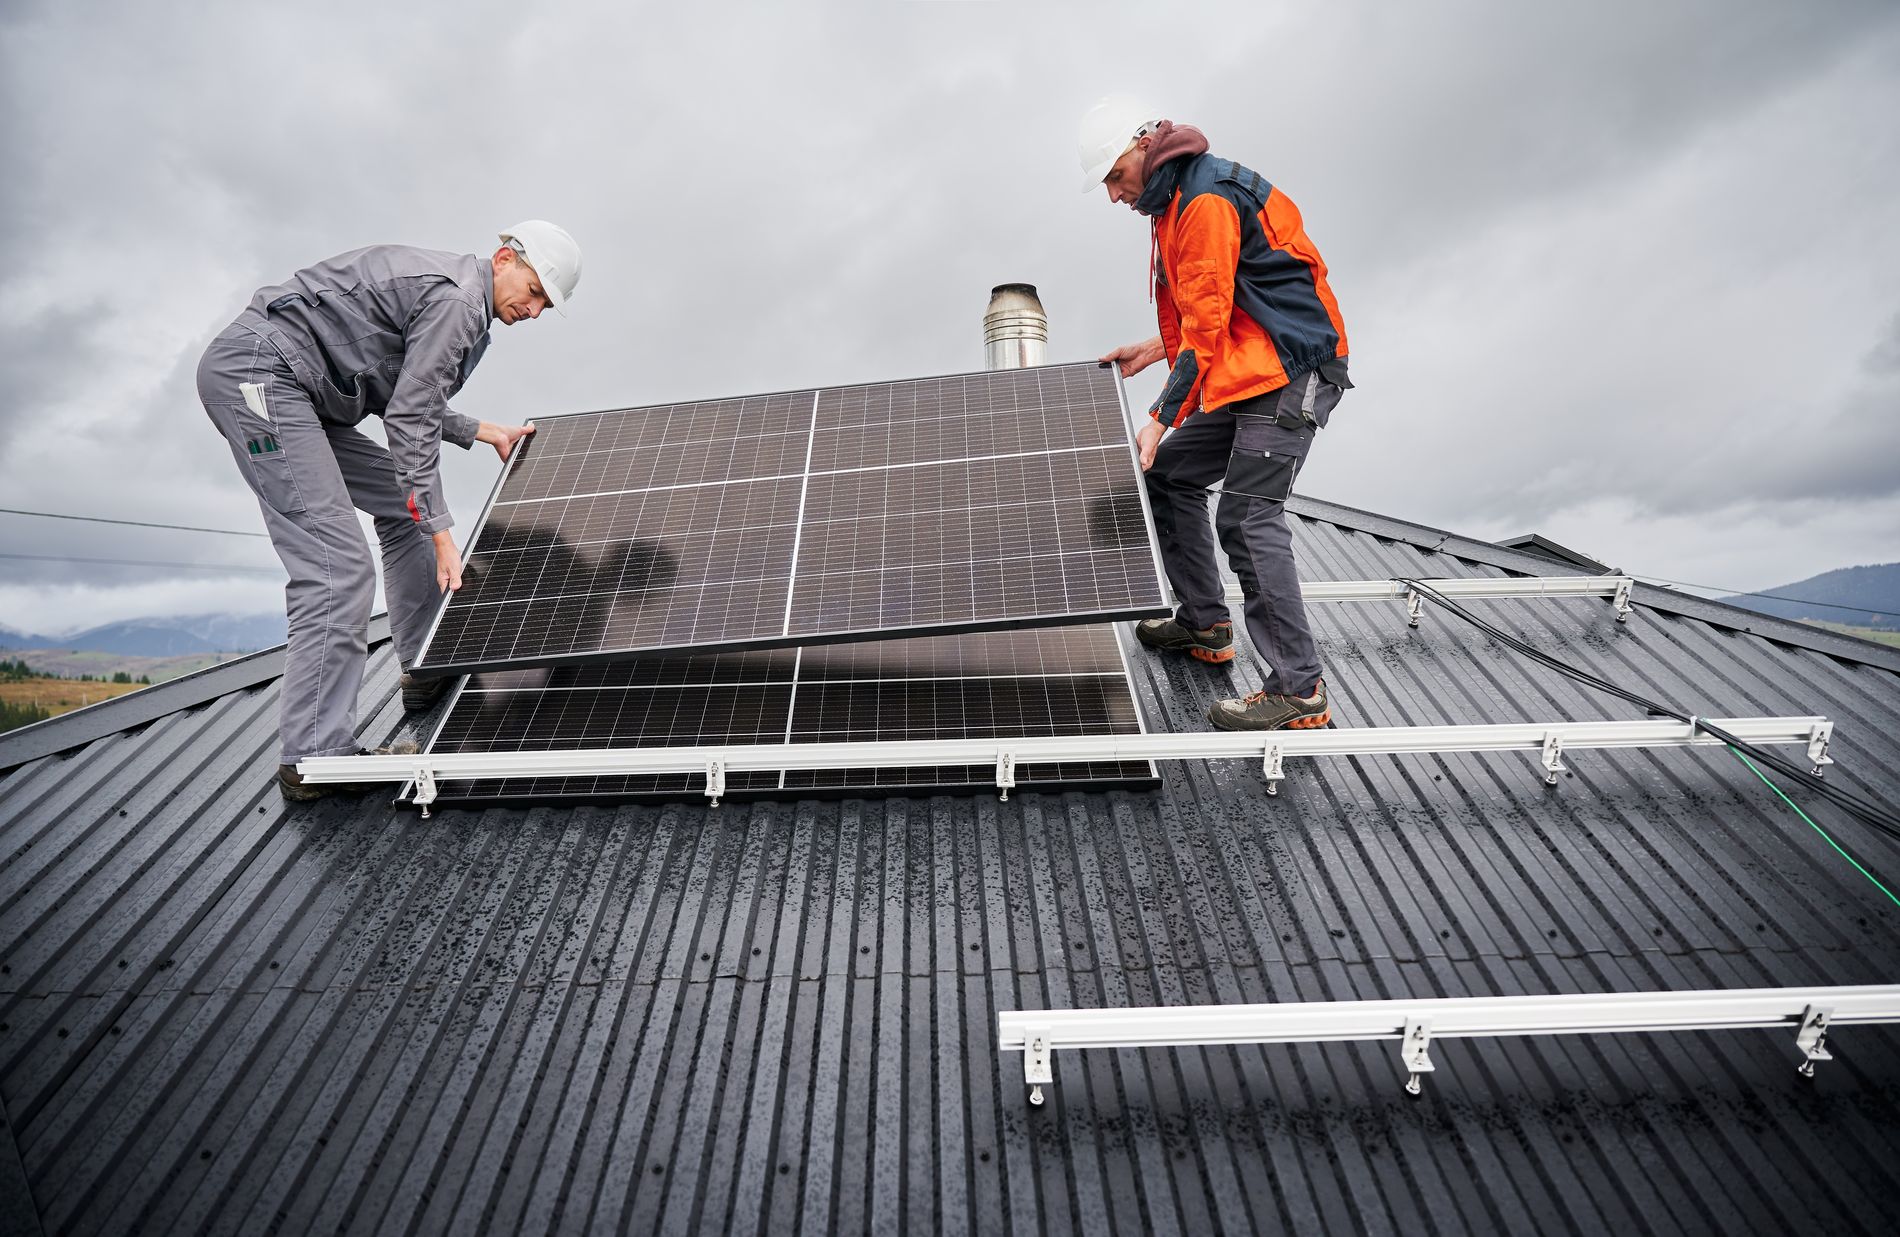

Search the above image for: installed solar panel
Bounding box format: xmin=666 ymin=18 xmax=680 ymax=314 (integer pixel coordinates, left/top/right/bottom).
xmin=410 ymin=627 xmax=1157 ymax=805
xmin=413 ymin=363 xmax=1167 ymax=674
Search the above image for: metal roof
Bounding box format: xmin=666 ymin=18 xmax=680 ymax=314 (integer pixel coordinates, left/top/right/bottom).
xmin=3 ymin=497 xmax=1898 ymax=1235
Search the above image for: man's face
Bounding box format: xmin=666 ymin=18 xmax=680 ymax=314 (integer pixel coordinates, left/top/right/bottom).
xmin=491 ymin=246 xmax=551 ymax=325
xmin=1102 ymin=136 xmax=1150 ymax=208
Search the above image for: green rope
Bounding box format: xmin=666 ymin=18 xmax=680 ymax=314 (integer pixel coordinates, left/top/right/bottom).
xmin=1730 ymin=746 xmax=1900 ymax=909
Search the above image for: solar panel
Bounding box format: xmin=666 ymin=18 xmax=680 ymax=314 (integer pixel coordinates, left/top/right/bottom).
xmin=409 ymin=626 xmax=1157 ymax=805
xmin=412 ymin=363 xmax=1168 ymax=674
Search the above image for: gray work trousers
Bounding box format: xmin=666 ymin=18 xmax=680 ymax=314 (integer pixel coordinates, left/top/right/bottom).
xmin=196 ymin=323 xmax=443 ymax=763
xmin=1144 ymin=372 xmax=1343 ymax=696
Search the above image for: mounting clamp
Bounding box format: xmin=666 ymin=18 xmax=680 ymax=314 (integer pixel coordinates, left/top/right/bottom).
xmin=1263 ymin=744 xmax=1285 ymax=796
xmin=1401 ymin=1017 xmax=1435 ymax=1095
xmin=1405 ymin=588 xmax=1424 ymax=628
xmin=1612 ymin=577 xmax=1634 ymax=622
xmin=704 ymin=759 xmax=726 ymax=807
xmin=1024 ymin=1024 xmax=1053 ymax=1106
xmin=996 ymin=750 xmax=1017 ymax=801
xmin=414 ymin=768 xmax=438 ymax=820
xmin=1796 ymin=1004 xmax=1833 ymax=1078
xmin=1540 ymin=733 xmax=1567 ymax=786
xmin=1807 ymin=722 xmax=1835 ymax=778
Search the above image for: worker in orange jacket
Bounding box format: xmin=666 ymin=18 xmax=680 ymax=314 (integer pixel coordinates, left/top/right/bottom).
xmin=1083 ymin=97 xmax=1349 ymax=730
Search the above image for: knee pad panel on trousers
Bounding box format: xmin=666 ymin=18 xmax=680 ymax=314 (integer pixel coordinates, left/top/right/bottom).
xmin=1215 ymin=491 xmax=1264 ymax=595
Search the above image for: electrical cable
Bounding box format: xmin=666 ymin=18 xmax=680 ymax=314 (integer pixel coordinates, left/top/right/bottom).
xmin=0 ymin=552 xmax=280 ymax=576
xmin=0 ymin=507 xmax=269 ymax=538
xmin=1629 ymin=572 xmax=1896 ymax=622
xmin=1730 ymin=747 xmax=1900 ymax=908
xmin=1396 ymin=577 xmax=1900 ymax=847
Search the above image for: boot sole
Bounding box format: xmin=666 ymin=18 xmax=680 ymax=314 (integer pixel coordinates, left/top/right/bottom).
xmin=1207 ymin=708 xmax=1331 ymax=732
xmin=1186 ymin=645 xmax=1236 ymax=664
xmin=279 ymin=782 xmax=380 ymax=801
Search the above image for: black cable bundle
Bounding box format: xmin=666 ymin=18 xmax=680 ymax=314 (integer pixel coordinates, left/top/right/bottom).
xmin=1396 ymin=578 xmax=1900 ymax=846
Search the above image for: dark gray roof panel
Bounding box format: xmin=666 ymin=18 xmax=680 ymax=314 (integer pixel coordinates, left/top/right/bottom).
xmin=3 ymin=504 xmax=1898 ymax=1235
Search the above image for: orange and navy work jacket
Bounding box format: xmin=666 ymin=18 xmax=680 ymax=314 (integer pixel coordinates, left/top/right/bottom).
xmin=1137 ymin=154 xmax=1349 ymax=426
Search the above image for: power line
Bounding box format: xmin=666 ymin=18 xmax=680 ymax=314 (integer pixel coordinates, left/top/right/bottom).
xmin=1633 ymin=573 xmax=1895 ymax=622
xmin=0 ymin=507 xmax=268 ymax=538
xmin=0 ymin=552 xmax=280 ymax=576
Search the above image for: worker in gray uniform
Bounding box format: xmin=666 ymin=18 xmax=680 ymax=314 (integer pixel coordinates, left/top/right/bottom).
xmin=195 ymin=221 xmax=581 ymax=799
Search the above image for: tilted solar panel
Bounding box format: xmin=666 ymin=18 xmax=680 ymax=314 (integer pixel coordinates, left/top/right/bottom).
xmin=412 ymin=363 xmax=1168 ymax=674
xmin=411 ymin=626 xmax=1157 ymax=805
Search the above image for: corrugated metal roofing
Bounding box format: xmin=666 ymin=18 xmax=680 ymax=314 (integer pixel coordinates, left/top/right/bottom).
xmin=3 ymin=498 xmax=1898 ymax=1235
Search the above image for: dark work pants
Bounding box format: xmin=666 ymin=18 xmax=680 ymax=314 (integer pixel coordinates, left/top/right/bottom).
xmin=1143 ymin=373 xmax=1343 ymax=696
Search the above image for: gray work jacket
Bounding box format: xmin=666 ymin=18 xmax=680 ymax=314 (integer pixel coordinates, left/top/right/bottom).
xmin=234 ymin=245 xmax=494 ymax=535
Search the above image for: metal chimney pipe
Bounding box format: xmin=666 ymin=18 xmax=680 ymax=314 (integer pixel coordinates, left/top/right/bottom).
xmin=983 ymin=283 xmax=1048 ymax=370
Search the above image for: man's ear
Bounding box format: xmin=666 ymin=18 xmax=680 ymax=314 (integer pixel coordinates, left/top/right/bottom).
xmin=492 ymin=244 xmax=516 ymax=270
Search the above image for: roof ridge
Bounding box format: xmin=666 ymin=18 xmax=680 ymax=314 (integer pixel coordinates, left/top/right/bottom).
xmin=5 ymin=496 xmax=1893 ymax=772
xmin=1288 ymin=495 xmax=1900 ymax=676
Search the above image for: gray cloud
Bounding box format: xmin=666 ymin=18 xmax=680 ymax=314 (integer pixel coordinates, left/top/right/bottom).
xmin=2 ymin=0 xmax=1897 ymax=631
xmin=0 ymin=300 xmax=107 ymax=451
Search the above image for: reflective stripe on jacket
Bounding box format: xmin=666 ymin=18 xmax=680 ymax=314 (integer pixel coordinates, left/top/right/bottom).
xmin=232 ymin=245 xmax=492 ymax=535
xmin=1140 ymin=154 xmax=1349 ymax=426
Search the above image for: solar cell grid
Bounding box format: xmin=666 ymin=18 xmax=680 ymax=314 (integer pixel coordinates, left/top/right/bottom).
xmin=415 ymin=362 xmax=1167 ymax=674
xmin=418 ymin=627 xmax=1155 ymax=804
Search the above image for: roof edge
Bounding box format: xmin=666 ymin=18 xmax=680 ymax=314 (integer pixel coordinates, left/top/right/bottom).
xmin=0 ymin=616 xmax=392 ymax=772
xmin=1289 ymin=495 xmax=1900 ymax=675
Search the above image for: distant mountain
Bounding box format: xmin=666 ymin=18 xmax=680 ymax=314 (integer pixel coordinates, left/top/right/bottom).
xmin=1720 ymin=563 xmax=1900 ymax=631
xmin=0 ymin=624 xmax=52 ymax=650
xmin=0 ymin=613 xmax=288 ymax=656
xmin=176 ymin=613 xmax=290 ymax=651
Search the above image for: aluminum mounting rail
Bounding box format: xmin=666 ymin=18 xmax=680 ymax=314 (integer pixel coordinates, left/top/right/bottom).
xmin=1227 ymin=574 xmax=1637 ymax=624
xmin=297 ymin=715 xmax=1834 ymax=816
xmin=998 ymin=984 xmax=1900 ymax=1106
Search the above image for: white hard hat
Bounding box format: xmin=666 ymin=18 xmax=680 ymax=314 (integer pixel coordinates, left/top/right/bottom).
xmin=1077 ymin=95 xmax=1161 ymax=193
xmin=498 ymin=220 xmax=582 ymax=313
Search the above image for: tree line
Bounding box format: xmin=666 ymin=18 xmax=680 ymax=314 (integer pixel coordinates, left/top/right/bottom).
xmin=2 ymin=657 xmax=150 ymax=684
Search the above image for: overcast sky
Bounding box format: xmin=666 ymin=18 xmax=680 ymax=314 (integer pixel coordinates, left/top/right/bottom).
xmin=2 ymin=0 xmax=1896 ymax=634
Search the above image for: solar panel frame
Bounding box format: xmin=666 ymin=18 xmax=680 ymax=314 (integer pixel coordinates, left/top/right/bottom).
xmin=402 ymin=625 xmax=1158 ymax=807
xmin=411 ymin=363 xmax=1170 ymax=676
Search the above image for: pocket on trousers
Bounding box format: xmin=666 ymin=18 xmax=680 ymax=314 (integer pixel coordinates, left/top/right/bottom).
xmin=1223 ymin=447 xmax=1298 ymax=502
xmin=233 ymin=412 xmax=307 ymax=516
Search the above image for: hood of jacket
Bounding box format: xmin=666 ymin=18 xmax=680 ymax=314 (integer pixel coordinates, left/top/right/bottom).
xmin=1133 ymin=121 xmax=1210 ymax=217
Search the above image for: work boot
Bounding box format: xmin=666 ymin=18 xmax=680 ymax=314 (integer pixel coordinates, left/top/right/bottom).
xmin=278 ymin=741 xmax=418 ymax=801
xmin=1135 ymin=617 xmax=1236 ymax=664
xmin=401 ymin=672 xmax=449 ymax=712
xmin=1207 ymin=678 xmax=1330 ymax=731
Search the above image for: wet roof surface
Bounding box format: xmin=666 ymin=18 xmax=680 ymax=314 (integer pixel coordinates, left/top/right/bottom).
xmin=3 ymin=497 xmax=1897 ymax=1235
